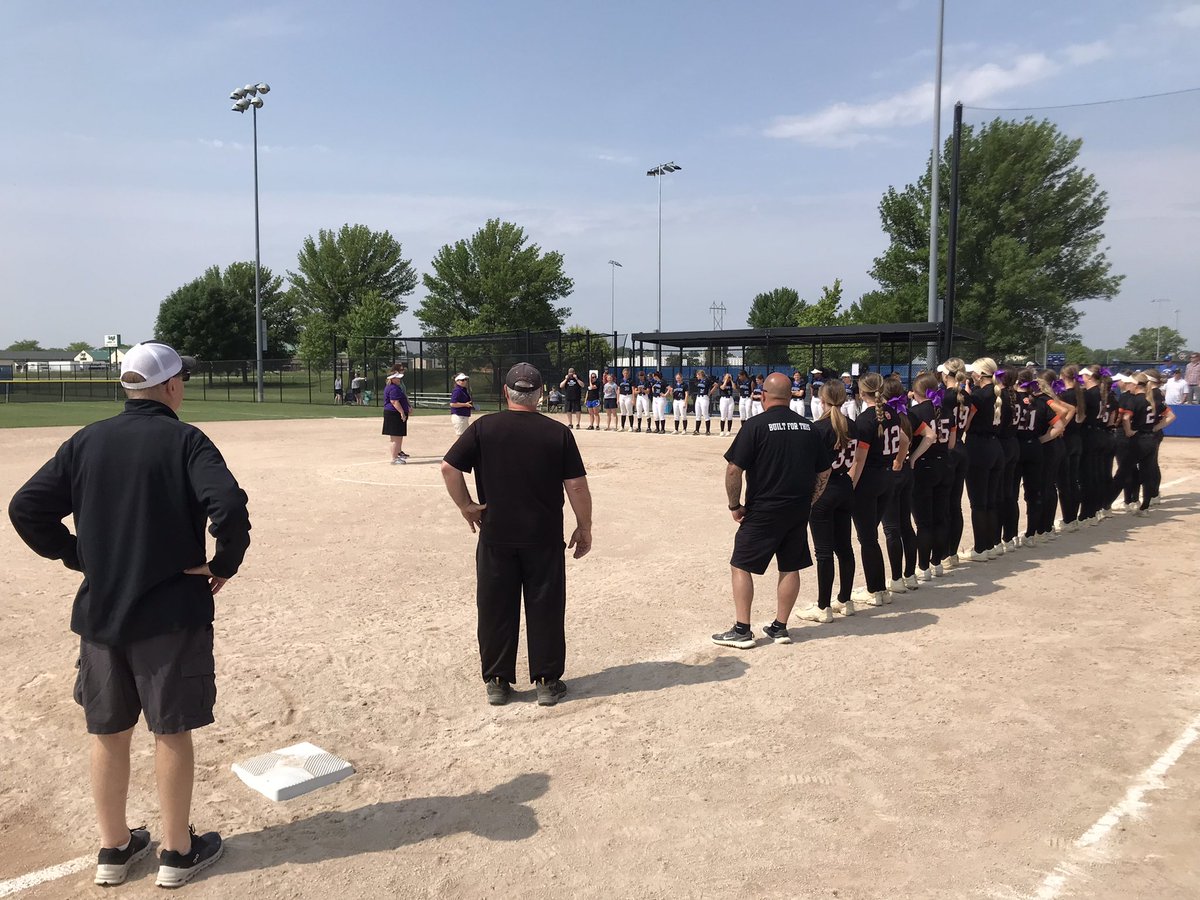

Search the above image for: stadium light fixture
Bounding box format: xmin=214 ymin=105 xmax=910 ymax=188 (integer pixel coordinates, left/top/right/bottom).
xmin=646 ymin=162 xmax=682 ymax=336
xmin=228 ymin=81 xmax=272 ymax=402
xmin=1151 ymin=298 xmax=1171 ymax=360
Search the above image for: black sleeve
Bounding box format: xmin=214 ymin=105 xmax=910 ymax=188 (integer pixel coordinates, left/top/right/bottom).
xmin=443 ymin=422 xmax=479 ymax=472
xmin=187 ymin=434 xmax=252 ymax=579
xmin=562 ymin=428 xmax=586 ymax=480
xmin=7 ymin=439 xmax=82 ymax=571
xmin=725 ymin=423 xmax=758 ymax=470
xmin=811 ymin=430 xmax=833 ymax=472
xmin=854 ymin=410 xmax=876 ymax=447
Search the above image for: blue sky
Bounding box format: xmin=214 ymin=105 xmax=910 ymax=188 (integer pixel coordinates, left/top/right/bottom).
xmin=1 ymin=0 xmax=1197 ymax=353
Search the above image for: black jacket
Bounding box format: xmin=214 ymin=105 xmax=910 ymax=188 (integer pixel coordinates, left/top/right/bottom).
xmin=8 ymin=400 xmax=251 ymax=645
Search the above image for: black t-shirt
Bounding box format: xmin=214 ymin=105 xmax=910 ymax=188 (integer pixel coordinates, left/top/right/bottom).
xmin=1083 ymin=385 xmax=1102 ymax=427
xmin=725 ymin=406 xmax=831 ymax=512
xmin=562 ymin=375 xmax=583 ymax=401
xmin=443 ymin=411 xmax=587 ymax=546
xmin=950 ymin=388 xmax=971 ymax=435
xmin=909 ymin=399 xmax=952 ymax=457
xmin=1121 ymin=393 xmax=1157 ymax=433
xmin=966 ymin=385 xmax=1006 ymax=437
xmin=1015 ymin=392 xmax=1053 ymax=439
xmin=586 ymin=383 xmax=600 ymax=402
xmin=814 ymin=417 xmax=856 ymax=483
xmin=671 ymin=381 xmax=687 ymax=400
xmin=854 ymin=405 xmax=902 ymax=468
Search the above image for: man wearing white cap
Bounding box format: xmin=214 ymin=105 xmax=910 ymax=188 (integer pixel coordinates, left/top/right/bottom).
xmin=8 ymin=341 xmax=250 ymax=888
xmin=450 ymin=373 xmax=475 ymax=437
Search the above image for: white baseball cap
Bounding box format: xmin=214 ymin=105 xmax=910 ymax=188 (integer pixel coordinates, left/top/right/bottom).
xmin=936 ymin=363 xmax=948 ymax=374
xmin=120 ymin=341 xmax=194 ymax=389
xmin=454 ymin=373 xmax=469 ymax=381
xmin=386 ymin=372 xmax=404 ymax=381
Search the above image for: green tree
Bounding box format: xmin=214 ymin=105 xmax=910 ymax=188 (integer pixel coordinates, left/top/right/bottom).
xmin=289 ymin=224 xmax=417 ymax=329
xmin=747 ymin=287 xmax=801 ymax=329
xmin=5 ymin=339 xmax=41 ymax=351
xmin=344 ymin=290 xmax=404 ymax=359
xmin=418 ymin=219 xmax=573 ymax=335
xmin=66 ymin=341 xmax=93 ymax=354
xmin=1124 ymin=326 xmax=1186 ymax=361
xmin=154 ymin=263 xmax=289 ymax=360
xmin=555 ymin=327 xmax=613 ymax=373
xmin=866 ymin=118 xmax=1122 ymax=357
xmin=222 ymin=262 xmax=298 ymax=356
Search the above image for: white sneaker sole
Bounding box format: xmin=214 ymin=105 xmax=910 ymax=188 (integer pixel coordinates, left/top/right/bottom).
xmin=95 ymin=843 xmax=153 ymax=886
xmin=155 ymin=843 xmax=224 ymax=889
xmin=711 ymin=636 xmax=756 ymax=649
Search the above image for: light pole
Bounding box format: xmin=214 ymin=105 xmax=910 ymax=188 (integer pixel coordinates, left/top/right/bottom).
xmin=1151 ymin=297 xmax=1171 ymax=360
xmin=607 ymin=260 xmax=623 ymax=336
xmin=646 ymin=162 xmax=681 ymax=336
xmin=927 ymin=0 xmax=946 ymax=367
xmin=230 ymin=82 xmax=271 ymax=402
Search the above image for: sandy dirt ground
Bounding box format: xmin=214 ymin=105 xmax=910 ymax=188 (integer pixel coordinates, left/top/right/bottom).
xmin=1 ymin=412 xmax=1198 ymax=899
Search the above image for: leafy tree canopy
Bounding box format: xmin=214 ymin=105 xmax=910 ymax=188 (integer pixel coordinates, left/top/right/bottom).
xmin=417 ymin=219 xmax=573 ymax=335
xmin=5 ymin=339 xmax=41 ymax=351
xmin=863 ymin=117 xmax=1122 ymax=358
xmin=66 ymin=341 xmax=93 ymax=353
xmin=1124 ymin=326 xmax=1187 ymax=361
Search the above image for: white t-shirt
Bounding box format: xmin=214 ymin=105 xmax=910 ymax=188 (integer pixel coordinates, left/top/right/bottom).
xmin=1165 ymin=378 xmax=1188 ymax=405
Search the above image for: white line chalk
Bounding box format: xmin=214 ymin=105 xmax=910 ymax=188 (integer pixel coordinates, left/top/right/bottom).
xmin=1159 ymin=474 xmax=1195 ymax=490
xmin=0 ymin=856 xmax=90 ymax=897
xmin=1030 ymin=710 xmax=1200 ymax=900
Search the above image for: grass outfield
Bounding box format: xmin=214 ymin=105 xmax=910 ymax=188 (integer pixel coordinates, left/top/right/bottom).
xmin=0 ymin=401 xmax=458 ymax=429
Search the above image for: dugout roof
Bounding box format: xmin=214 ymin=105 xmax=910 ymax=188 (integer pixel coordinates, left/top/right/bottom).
xmin=630 ymin=322 xmax=981 ymax=349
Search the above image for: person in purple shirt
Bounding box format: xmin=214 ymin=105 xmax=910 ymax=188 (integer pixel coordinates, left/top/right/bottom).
xmin=450 ymin=373 xmax=475 ymax=437
xmin=383 ymin=367 xmax=411 ymax=464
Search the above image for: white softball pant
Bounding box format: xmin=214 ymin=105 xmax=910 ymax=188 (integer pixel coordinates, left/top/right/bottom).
xmin=618 ymin=395 xmax=634 ymax=416
xmin=451 ymin=414 xmax=470 ymax=436
xmin=789 ymin=399 xmax=805 ymax=415
xmin=719 ymin=397 xmax=734 ymax=421
xmin=652 ymin=397 xmax=667 ymax=421
xmin=674 ymin=399 xmax=688 ymax=422
xmin=750 ymin=401 xmax=763 ymax=417
xmin=738 ymin=398 xmax=751 ymax=422
xmin=694 ymin=395 xmax=711 ymax=421
xmin=636 ymin=395 xmax=651 ymax=419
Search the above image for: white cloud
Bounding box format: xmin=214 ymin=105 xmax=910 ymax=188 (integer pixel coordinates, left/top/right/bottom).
xmin=1168 ymin=3 xmax=1200 ymax=28
xmin=1062 ymin=40 xmax=1111 ymax=65
xmin=765 ymin=52 xmax=1060 ymax=146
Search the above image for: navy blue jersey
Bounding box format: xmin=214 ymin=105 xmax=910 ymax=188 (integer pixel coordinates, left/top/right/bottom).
xmin=671 ymin=382 xmax=687 ymax=400
xmin=720 ymin=383 xmax=735 ymax=398
xmin=751 ymin=383 xmax=764 ymax=401
xmin=738 ymin=380 xmax=752 ymax=398
xmin=652 ymin=380 xmax=664 ymax=397
xmin=618 ymin=376 xmax=634 ymax=395
xmin=694 ymin=377 xmax=711 ymax=396
xmin=791 ymin=379 xmax=806 ymax=399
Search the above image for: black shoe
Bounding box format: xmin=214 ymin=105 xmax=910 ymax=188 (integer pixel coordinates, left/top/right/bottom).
xmin=710 ymin=626 xmax=756 ymax=649
xmin=762 ymin=622 xmax=793 ymax=644
xmin=486 ymin=676 xmax=512 ymax=706
xmin=535 ymin=678 xmax=567 ymax=706
xmin=156 ymin=828 xmax=223 ymax=888
xmin=95 ymin=827 xmax=152 ymax=886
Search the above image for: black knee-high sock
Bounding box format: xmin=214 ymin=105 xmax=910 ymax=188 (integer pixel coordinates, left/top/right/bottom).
xmin=705 ymin=420 xmax=711 ymax=434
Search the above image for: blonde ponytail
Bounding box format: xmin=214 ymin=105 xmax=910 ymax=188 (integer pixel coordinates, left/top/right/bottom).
xmin=820 ymin=380 xmax=850 ymax=448
xmin=859 ymin=372 xmax=885 ymax=438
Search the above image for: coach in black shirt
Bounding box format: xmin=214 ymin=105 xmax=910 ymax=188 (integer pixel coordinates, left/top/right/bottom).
xmin=713 ymin=372 xmax=830 ymax=649
xmin=8 ymin=341 xmax=249 ymax=886
xmin=442 ymin=362 xmax=593 ymax=708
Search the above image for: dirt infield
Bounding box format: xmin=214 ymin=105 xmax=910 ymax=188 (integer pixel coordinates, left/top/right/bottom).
xmin=2 ymin=414 xmax=1198 ymax=899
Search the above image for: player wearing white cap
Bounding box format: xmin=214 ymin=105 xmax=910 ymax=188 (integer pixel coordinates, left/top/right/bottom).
xmin=449 ymin=373 xmax=474 ymax=437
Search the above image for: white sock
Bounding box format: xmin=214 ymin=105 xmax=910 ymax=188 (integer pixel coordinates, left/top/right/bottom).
xmin=115 ymin=835 xmax=131 ymax=852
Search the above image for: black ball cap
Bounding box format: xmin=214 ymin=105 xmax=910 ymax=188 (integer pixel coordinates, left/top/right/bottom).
xmin=505 ymin=362 xmax=543 ymax=392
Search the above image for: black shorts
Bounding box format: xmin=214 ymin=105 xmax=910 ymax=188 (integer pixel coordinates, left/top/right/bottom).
xmin=382 ymin=409 xmax=407 ymax=436
xmin=603 ymin=397 xmax=617 ymax=409
xmin=730 ymin=507 xmax=813 ymax=575
xmin=74 ymin=626 xmax=216 ymax=735
xmin=565 ymin=399 xmax=582 ymax=413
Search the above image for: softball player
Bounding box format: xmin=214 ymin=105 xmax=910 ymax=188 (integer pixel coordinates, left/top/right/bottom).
xmin=907 ymin=372 xmax=955 ymax=581
xmin=617 ymin=368 xmax=635 ymax=431
xmin=789 ymin=371 xmax=806 ymax=415
xmin=1119 ymin=372 xmax=1175 ymax=514
xmin=1012 ymin=369 xmax=1055 ymax=545
xmin=939 ymin=359 xmax=970 ymax=567
xmin=750 ymin=375 xmax=765 ymax=418
xmin=651 ymin=371 xmax=668 ymax=433
xmin=962 ymin=358 xmax=1010 ymax=561
xmin=880 ymin=377 xmax=917 ymax=593
xmin=1055 ymin=364 xmax=1086 ymax=530
xmin=634 ymin=370 xmax=652 ymax=432
xmin=717 ymin=374 xmax=736 ymax=434
xmin=671 ymin=373 xmax=688 ymax=433
xmin=737 ymin=372 xmax=752 ymax=427
xmin=693 ymin=370 xmax=713 ymax=435
xmin=1033 ymin=369 xmax=1074 ymax=539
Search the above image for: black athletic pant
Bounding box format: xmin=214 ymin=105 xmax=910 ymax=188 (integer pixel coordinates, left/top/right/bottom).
xmin=1016 ymin=438 xmax=1044 ymax=537
xmin=810 ymin=477 xmax=855 ymax=609
xmin=852 ymin=467 xmax=892 ymax=593
xmin=965 ymin=435 xmax=1003 ymax=553
xmin=1150 ymin=432 xmax=1164 ymax=499
xmin=1038 ymin=438 xmax=1064 ymax=535
xmin=1130 ymin=432 xmax=1159 ymax=509
xmin=1000 ymin=435 xmax=1021 ymax=543
xmin=947 ymin=446 xmax=968 ymax=556
xmin=1057 ymin=433 xmax=1082 ymax=524
xmin=883 ymin=466 xmax=917 ymax=580
xmin=1111 ymin=434 xmax=1137 ymax=507
xmin=912 ymin=457 xmax=951 ymax=570
xmin=476 ymin=541 xmax=566 ymax=684
xmin=1102 ymin=431 xmax=1121 ymax=508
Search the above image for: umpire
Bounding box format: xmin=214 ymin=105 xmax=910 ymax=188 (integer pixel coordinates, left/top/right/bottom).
xmin=440 ymin=362 xmax=592 ymax=708
xmin=713 ymin=372 xmax=830 ymax=648
xmin=8 ymin=341 xmax=250 ymax=888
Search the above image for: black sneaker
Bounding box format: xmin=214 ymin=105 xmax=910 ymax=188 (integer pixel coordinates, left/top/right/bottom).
xmin=485 ymin=677 xmax=512 ymax=706
xmin=95 ymin=826 xmax=152 ymax=886
xmin=155 ymin=828 xmax=223 ymax=888
xmin=711 ymin=626 xmax=756 ymax=649
xmin=762 ymin=622 xmax=793 ymax=644
xmin=535 ymin=678 xmax=567 ymax=706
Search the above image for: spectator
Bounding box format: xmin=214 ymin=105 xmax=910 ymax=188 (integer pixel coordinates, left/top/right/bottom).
xmin=1165 ymin=368 xmax=1189 ymax=406
xmin=350 ymin=371 xmax=367 ymax=405
xmin=560 ymin=368 xmax=583 ymax=429
xmin=7 ymin=341 xmax=250 ymax=888
xmin=440 ymin=363 xmax=592 ymax=707
xmin=450 ymin=373 xmax=474 ymax=437
xmin=333 ymin=375 xmax=343 ymax=404
xmin=1186 ymin=353 xmax=1200 ymax=404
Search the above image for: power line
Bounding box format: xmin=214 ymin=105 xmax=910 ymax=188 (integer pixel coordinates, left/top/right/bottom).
xmin=965 ymin=85 xmax=1200 ymax=112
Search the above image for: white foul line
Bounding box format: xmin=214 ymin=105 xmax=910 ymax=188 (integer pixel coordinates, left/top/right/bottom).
xmin=1159 ymin=474 xmax=1195 ymax=490
xmin=0 ymin=856 xmax=90 ymax=898
xmin=1030 ymin=709 xmax=1200 ymax=900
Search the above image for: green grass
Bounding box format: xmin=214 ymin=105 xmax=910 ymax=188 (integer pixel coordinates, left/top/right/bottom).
xmin=0 ymin=401 xmax=457 ymax=429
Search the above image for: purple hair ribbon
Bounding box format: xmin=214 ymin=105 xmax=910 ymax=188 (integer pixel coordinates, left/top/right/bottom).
xmin=1052 ymin=379 xmax=1066 ymax=394
xmin=925 ymin=387 xmax=945 ymax=406
xmin=1019 ymin=380 xmax=1039 ymax=391
xmin=1075 ymin=375 xmax=1085 ymax=384
xmin=885 ymin=396 xmax=908 ymax=417
xmin=994 ymin=369 xmax=1007 ymax=379
xmin=1099 ymin=367 xmax=1112 ymax=378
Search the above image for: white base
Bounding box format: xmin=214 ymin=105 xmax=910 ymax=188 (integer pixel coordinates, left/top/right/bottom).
xmin=232 ymin=742 xmax=354 ymax=802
